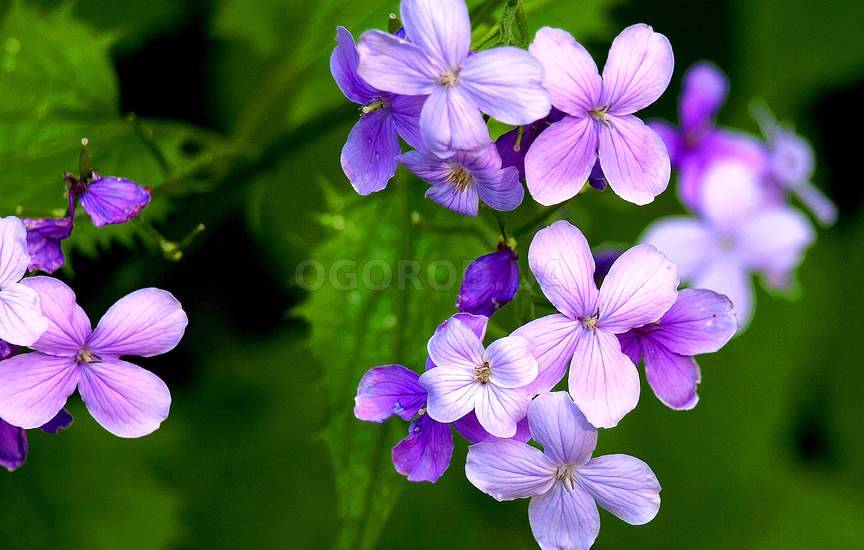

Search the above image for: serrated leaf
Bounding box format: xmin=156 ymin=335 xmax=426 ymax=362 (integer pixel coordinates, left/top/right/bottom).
xmin=297 ymin=181 xmax=492 ymax=550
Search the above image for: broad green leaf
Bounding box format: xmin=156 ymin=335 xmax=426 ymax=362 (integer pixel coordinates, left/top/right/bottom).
xmin=297 ymin=179 xmax=493 ymax=550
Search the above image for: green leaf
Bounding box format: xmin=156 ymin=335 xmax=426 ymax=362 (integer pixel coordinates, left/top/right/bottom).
xmin=0 ymin=1 xmax=234 ymax=258
xmin=297 ymin=179 xmax=492 ymax=550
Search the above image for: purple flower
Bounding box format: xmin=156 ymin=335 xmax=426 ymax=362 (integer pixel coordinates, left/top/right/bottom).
xmin=456 ymin=244 xmax=519 ymax=317
xmin=0 ymin=276 xmax=187 ymax=437
xmin=356 ymin=0 xmax=551 ymax=158
xmin=400 ymin=144 xmax=522 ymax=216
xmin=23 ymin=216 xmax=73 ymax=274
xmin=331 ymin=26 xmax=425 ymax=195
xmin=513 ymin=220 xmax=679 ymax=428
xmin=756 ymin=108 xmax=837 ymax=225
xmin=68 ymin=173 xmax=151 ymax=227
xmin=642 ymin=161 xmax=814 ymax=329
xmin=496 ymin=108 xmax=566 ymax=181
xmin=650 ymin=62 xmax=767 ymax=211
xmin=618 ymin=289 xmax=737 ymax=410
xmin=466 ymin=392 xmax=661 ymax=550
xmin=0 ymin=217 xmax=49 ymax=346
xmin=0 ymin=410 xmax=73 ymax=472
xmin=524 ymin=24 xmax=674 ymax=206
xmin=355 ymin=313 xmax=529 ymax=482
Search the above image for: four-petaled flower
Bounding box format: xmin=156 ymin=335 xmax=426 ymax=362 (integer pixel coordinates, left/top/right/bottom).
xmin=642 ymin=161 xmax=814 ymax=328
xmin=619 ymin=289 xmax=737 ymax=410
xmin=525 ymin=24 xmax=673 ymax=206
xmin=466 ymin=391 xmax=661 ymax=550
xmin=331 ymin=26 xmax=426 ymax=195
xmin=513 ymin=220 xmax=679 ymax=428
xmin=0 ymin=277 xmax=187 ymax=438
xmin=357 ymin=0 xmax=550 ymax=157
xmin=68 ymin=172 xmax=151 ymax=227
xmin=420 ymin=316 xmax=538 ymax=437
xmin=399 ymin=144 xmax=523 ymax=216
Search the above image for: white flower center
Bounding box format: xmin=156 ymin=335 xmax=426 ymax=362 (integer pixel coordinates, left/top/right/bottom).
xmin=439 ymin=69 xmax=460 ymax=88
xmin=474 ymin=361 xmax=491 ymax=384
xmin=555 ymin=464 xmax=578 ymax=490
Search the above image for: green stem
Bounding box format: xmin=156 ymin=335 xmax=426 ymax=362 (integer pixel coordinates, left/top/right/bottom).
xmin=128 ymin=113 xmax=173 ymax=176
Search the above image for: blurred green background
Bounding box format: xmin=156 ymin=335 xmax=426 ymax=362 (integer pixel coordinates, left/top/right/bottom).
xmin=1 ymin=0 xmax=862 ymax=548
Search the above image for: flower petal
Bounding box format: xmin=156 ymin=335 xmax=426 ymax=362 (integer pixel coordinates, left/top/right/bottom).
xmin=737 ymin=207 xmax=814 ymax=277
xmin=427 ymin=316 xmax=485 ymax=370
xmin=340 ymin=109 xmax=400 ymax=195
xmin=525 ymin=116 xmax=599 ymax=206
xmin=699 ymin=160 xmax=766 ymax=229
xmin=513 ymin=314 xmax=582 ymax=395
xmin=460 ymin=46 xmax=551 ymax=125
xmin=642 ymin=342 xmax=701 ymax=410
xmin=354 ymin=364 xmax=427 ymax=422
xmin=400 ymin=0 xmax=470 ymax=69
xmin=529 ymin=27 xmax=601 ymax=116
xmin=392 ymin=414 xmax=453 ymax=483
xmin=453 ymin=410 xmax=531 ymax=443
xmin=475 ymin=384 xmax=532 ymax=438
xmin=466 ymin=439 xmax=557 ymax=500
xmin=0 ymin=352 xmax=79 ymax=429
xmin=598 ymin=244 xmax=679 ymax=333
xmin=88 ymin=288 xmax=188 ymax=358
xmin=419 ymin=366 xmax=478 ymax=423
xmin=568 ymin=329 xmax=640 ymax=428
xmin=426 ymin=179 xmax=480 ymax=214
xmin=653 ymin=288 xmax=737 ymax=356
xmin=0 ymin=283 xmax=49 ymax=346
xmin=529 ymin=481 xmax=600 ymax=550
xmin=23 ymin=216 xmax=73 ymax=274
xmin=456 ymin=247 xmax=520 ymax=317
xmin=78 ymin=359 xmax=171 ymax=438
xmin=356 ymin=30 xmax=438 ymax=95
xmin=79 ymin=177 xmax=151 ymax=227
xmin=330 ymin=26 xmax=379 ymax=104
xmin=0 ymin=216 xmax=30 ymax=286
xmin=640 ymin=217 xmax=714 ymax=279
xmin=39 ymin=408 xmax=73 ymax=433
xmin=528 ymin=220 xmax=599 ymax=319
xmin=598 ymin=114 xmax=671 ymax=205
xmin=680 ymin=62 xmax=728 ymax=136
xmin=528 ymin=391 xmax=597 ymax=466
xmin=390 ymin=94 xmax=427 ymax=150
xmin=484 ymin=336 xmax=538 ymax=389
xmin=475 ymin=166 xmax=524 ymax=211
xmin=600 ymin=23 xmax=674 ymax=115
xmin=694 ymin=258 xmax=754 ymax=330
xmin=425 ymin=312 xmax=488 ymax=371
xmin=21 ymin=276 xmax=90 ymax=356
xmin=578 ymin=454 xmax=662 ymax=525
xmin=420 ymin=85 xmax=490 ymax=158
xmin=0 ymin=419 xmax=27 ymax=472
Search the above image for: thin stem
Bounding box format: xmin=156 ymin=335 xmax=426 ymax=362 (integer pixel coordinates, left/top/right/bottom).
xmin=128 ymin=113 xmax=173 ymax=176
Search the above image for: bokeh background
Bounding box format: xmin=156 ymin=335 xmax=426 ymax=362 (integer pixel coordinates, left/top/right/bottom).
xmin=1 ymin=0 xmax=863 ymax=548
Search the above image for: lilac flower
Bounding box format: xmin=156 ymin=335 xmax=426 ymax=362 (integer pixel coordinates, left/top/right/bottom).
xmin=356 ymin=0 xmax=551 ymax=158
xmin=23 ymin=216 xmax=73 ymax=274
xmin=399 ymin=144 xmax=522 ymax=216
xmin=331 ymin=26 xmax=426 ymax=195
xmin=355 ymin=313 xmax=529 ymax=482
xmin=755 ymin=108 xmax=837 ymax=225
xmin=420 ymin=316 xmax=538 ymax=437
xmin=512 ymin=220 xmax=679 ymax=428
xmin=0 ymin=276 xmax=187 ymax=437
xmin=456 ymin=244 xmax=519 ymax=317
xmin=0 ymin=217 xmax=49 ymax=346
xmin=642 ymin=161 xmax=814 ymax=328
xmin=0 ymin=410 xmax=73 ymax=472
xmin=524 ymin=24 xmax=674 ymax=206
xmin=618 ymin=289 xmax=737 ymax=410
xmin=65 ymin=170 xmax=151 ymax=228
xmin=466 ymin=392 xmax=661 ymax=550
xmin=0 ymin=341 xmax=73 ymax=472
xmin=650 ymin=62 xmax=766 ymax=211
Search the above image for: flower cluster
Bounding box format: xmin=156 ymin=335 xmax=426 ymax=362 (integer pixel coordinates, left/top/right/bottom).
xmin=335 ymin=1 xmax=829 ymax=548
xmin=0 ymin=149 xmax=183 ymax=471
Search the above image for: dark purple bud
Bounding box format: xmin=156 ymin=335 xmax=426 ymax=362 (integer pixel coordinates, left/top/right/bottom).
xmin=456 ymin=245 xmax=520 ymax=317
xmin=593 ymin=249 xmax=623 ymax=287
xmin=497 ymin=108 xmax=566 ymax=180
xmin=39 ymin=409 xmax=73 ymax=434
xmin=0 ymin=419 xmax=28 ymax=472
xmin=23 ymin=216 xmax=74 ymax=274
xmin=587 ymin=159 xmax=607 ymax=191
